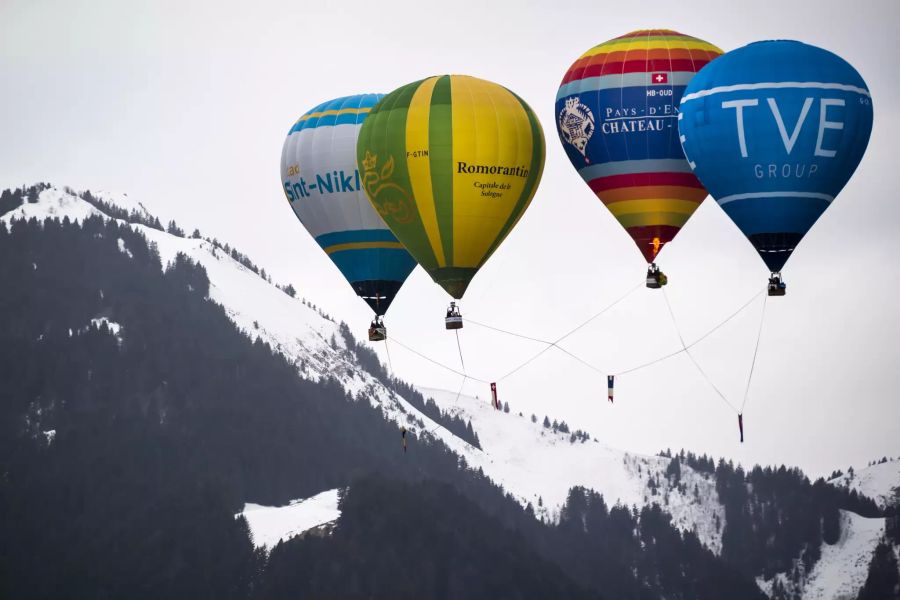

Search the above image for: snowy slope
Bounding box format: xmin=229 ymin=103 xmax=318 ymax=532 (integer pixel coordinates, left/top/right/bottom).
xmin=757 ymin=510 xmax=885 ymax=600
xmin=830 ymin=459 xmax=900 ymax=509
xmin=420 ymin=386 xmax=726 ymax=552
xmin=238 ymin=489 xmax=341 ymax=549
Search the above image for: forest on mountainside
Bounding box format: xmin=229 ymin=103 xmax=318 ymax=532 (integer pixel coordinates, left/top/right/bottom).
xmin=1 ymin=187 xmax=893 ymax=599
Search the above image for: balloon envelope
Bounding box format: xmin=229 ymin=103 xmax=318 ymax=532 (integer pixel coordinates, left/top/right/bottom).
xmin=678 ymin=40 xmax=873 ymax=272
xmin=281 ymin=94 xmax=417 ymax=315
xmin=357 ymin=75 xmax=545 ymax=299
xmin=556 ymin=29 xmax=722 ymax=263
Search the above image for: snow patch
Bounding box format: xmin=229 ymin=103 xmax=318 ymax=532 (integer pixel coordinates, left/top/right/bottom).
xmin=117 ymin=238 xmax=133 ymax=258
xmin=91 ymin=317 xmax=122 ymax=337
xmin=79 ymin=317 xmax=124 ymax=346
xmin=238 ymin=488 xmax=342 ymax=549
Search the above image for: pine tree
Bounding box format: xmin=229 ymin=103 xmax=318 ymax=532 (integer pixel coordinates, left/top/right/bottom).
xmin=858 ymin=541 xmax=900 ymax=599
xmin=666 ymin=457 xmax=681 ymax=484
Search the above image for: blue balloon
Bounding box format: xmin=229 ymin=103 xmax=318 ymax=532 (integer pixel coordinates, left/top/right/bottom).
xmin=678 ymin=40 xmax=873 ymax=272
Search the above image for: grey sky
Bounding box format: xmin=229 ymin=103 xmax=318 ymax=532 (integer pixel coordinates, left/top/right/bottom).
xmin=2 ymin=0 xmax=899 ymax=478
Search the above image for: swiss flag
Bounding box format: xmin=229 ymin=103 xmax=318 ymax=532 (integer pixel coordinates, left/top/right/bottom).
xmin=651 ymin=72 xmax=668 ymax=84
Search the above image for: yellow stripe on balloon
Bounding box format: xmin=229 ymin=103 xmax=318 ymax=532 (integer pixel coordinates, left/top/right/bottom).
xmin=406 ymin=77 xmax=447 ymax=267
xmin=324 ymin=241 xmax=406 ymax=254
xmin=450 ymin=76 xmax=533 ymax=267
xmin=297 ymin=107 xmax=371 ymax=122
xmin=581 ymin=39 xmax=720 ymax=57
xmin=605 ymin=198 xmax=701 ymax=217
xmin=615 ymin=212 xmax=692 ymax=228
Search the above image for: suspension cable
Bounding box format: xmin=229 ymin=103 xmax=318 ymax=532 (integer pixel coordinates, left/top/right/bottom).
xmin=741 ymin=293 xmax=768 ymax=413
xmin=615 ymin=287 xmax=765 ymax=376
xmin=487 ymin=280 xmax=644 ymax=381
xmin=388 ymin=284 xmax=765 ymax=406
xmin=662 ymin=288 xmax=740 ymax=414
xmin=389 ymin=336 xmax=490 ymax=384
xmin=384 ymin=336 xmax=394 ymax=375
xmin=454 ymin=329 xmax=466 ymax=374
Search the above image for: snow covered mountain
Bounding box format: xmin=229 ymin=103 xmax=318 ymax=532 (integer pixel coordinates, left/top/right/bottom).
xmin=1 ymin=186 xmax=725 ymax=544
xmin=4 ymin=185 xmax=896 ymax=599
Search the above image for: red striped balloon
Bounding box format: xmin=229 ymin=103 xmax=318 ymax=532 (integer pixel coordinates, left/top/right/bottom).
xmin=555 ymin=30 xmax=723 ymax=263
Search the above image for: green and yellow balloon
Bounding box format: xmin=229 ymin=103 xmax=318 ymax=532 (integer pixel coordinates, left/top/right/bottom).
xmin=357 ymin=75 xmax=545 ymax=299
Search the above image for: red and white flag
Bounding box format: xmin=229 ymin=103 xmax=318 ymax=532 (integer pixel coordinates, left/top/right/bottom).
xmin=651 ymin=72 xmax=668 ymax=84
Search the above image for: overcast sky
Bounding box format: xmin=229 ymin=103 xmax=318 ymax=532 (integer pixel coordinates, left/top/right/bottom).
xmin=2 ymin=0 xmax=898 ymax=478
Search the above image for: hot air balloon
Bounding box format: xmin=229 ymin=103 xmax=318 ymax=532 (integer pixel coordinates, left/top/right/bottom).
xmin=357 ymin=75 xmax=545 ymax=328
xmin=556 ymin=30 xmax=723 ymax=287
xmin=678 ymin=41 xmax=873 ymax=296
xmin=281 ymin=94 xmax=417 ymax=340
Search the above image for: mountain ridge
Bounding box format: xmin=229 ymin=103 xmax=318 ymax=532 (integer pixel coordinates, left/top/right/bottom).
xmin=2 ymin=183 xmax=897 ymax=600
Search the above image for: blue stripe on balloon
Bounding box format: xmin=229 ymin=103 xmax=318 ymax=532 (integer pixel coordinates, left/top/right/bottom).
xmin=328 ymin=247 xmax=417 ymax=284
xmin=555 ymin=86 xmax=688 ymax=167
xmin=578 ymin=158 xmax=695 ymax=179
xmin=315 ymin=229 xmax=401 ymax=248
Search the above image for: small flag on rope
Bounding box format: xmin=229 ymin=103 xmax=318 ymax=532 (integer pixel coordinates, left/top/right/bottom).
xmin=607 ymin=375 xmax=614 ymax=403
xmin=738 ymin=413 xmax=744 ymax=443
xmin=490 ymin=382 xmax=499 ymax=410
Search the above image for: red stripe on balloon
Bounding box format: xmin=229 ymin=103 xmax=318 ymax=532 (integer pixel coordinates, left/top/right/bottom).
xmin=563 ymin=59 xmax=711 ymax=84
xmin=588 ymin=172 xmax=706 ymax=193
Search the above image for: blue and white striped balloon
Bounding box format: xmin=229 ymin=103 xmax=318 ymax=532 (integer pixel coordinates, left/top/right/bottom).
xmin=281 ymin=94 xmax=416 ymax=315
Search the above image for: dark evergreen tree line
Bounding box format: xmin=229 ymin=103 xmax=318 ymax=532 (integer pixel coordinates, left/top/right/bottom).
xmin=553 ymin=486 xmax=764 ymax=600
xmin=261 ymin=477 xmax=600 ymax=600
